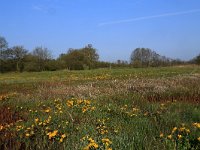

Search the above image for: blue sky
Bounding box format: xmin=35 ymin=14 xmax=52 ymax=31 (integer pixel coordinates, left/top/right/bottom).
xmin=0 ymin=0 xmax=200 ymax=61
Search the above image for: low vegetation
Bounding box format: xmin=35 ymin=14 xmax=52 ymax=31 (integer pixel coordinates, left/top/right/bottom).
xmin=0 ymin=66 xmax=200 ymax=149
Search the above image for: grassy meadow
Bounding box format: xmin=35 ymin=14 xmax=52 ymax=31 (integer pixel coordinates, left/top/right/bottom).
xmin=0 ymin=65 xmax=200 ymax=150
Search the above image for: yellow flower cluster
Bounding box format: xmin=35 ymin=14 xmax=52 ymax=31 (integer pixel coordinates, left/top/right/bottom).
xmin=162 ymin=126 xmax=191 ymax=140
xmin=46 ymin=130 xmax=67 ymax=142
xmin=0 ymin=123 xmax=14 ymax=132
xmin=0 ymin=94 xmax=9 ymax=101
xmin=82 ymin=136 xmax=112 ymax=150
xmin=47 ymin=130 xmax=58 ymax=139
xmin=83 ymin=137 xmax=99 ymax=150
xmin=193 ymin=122 xmax=200 ymax=129
xmin=24 ymin=125 xmax=35 ymax=137
xmin=66 ymin=99 xmax=96 ymax=113
xmin=35 ymin=116 xmax=52 ymax=126
xmin=102 ymin=138 xmax=112 ymax=149
xmin=120 ymin=104 xmax=140 ymax=117
xmin=0 ymin=92 xmax=17 ymax=101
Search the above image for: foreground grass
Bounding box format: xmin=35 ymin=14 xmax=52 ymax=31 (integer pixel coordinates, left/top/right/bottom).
xmin=0 ymin=66 xmax=200 ymax=149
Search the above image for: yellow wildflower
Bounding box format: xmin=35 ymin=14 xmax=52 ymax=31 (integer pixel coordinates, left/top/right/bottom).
xmin=82 ymin=106 xmax=88 ymax=113
xmin=84 ymin=100 xmax=91 ymax=105
xmin=172 ymin=127 xmax=177 ymax=133
xmin=67 ymin=100 xmax=74 ymax=107
xmin=193 ymin=123 xmax=200 ymax=128
xmin=45 ymin=108 xmax=51 ymax=113
xmin=25 ymin=133 xmax=30 ymax=137
xmin=102 ymin=138 xmax=112 ymax=146
xmin=47 ymin=130 xmax=58 ymax=139
xmin=160 ymin=133 xmax=164 ymax=138
xmin=88 ymin=138 xmax=95 ymax=143
xmin=84 ymin=142 xmax=98 ymax=150
xmin=179 ymin=127 xmax=185 ymax=132
xmin=91 ymin=107 xmax=96 ymax=111
xmin=35 ymin=118 xmax=39 ymax=122
xmin=0 ymin=125 xmax=4 ymax=131
xmin=61 ymin=134 xmax=67 ymax=139
xmin=77 ymin=99 xmax=83 ymax=105
xmin=167 ymin=135 xmax=172 ymax=139
xmin=59 ymin=138 xmax=64 ymax=143
xmin=198 ymin=137 xmax=200 ymax=141
xmin=178 ymin=134 xmax=182 ymax=139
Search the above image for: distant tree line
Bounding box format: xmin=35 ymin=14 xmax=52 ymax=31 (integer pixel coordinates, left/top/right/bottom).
xmin=0 ymin=35 xmax=199 ymax=73
xmin=130 ymin=48 xmax=190 ymax=67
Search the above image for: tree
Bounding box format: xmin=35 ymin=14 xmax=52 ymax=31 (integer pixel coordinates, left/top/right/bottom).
xmin=131 ymin=48 xmax=153 ymax=67
xmin=11 ymin=46 xmax=28 ymax=72
xmin=192 ymin=54 xmax=200 ymax=65
xmin=81 ymin=44 xmax=99 ymax=69
xmin=130 ymin=48 xmax=171 ymax=67
xmin=32 ymin=47 xmax=52 ymax=71
xmin=0 ymin=37 xmax=10 ymax=72
xmin=59 ymin=49 xmax=85 ymax=70
xmin=196 ymin=55 xmax=200 ymax=65
xmin=58 ymin=44 xmax=99 ymax=70
xmin=0 ymin=36 xmax=8 ymax=51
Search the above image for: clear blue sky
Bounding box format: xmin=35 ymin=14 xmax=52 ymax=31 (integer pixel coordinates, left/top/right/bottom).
xmin=0 ymin=0 xmax=200 ymax=61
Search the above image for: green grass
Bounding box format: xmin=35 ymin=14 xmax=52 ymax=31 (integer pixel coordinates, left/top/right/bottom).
xmin=0 ymin=65 xmax=200 ymax=149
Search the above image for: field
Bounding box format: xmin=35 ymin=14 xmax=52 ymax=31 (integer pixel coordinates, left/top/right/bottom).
xmin=0 ymin=66 xmax=200 ymax=150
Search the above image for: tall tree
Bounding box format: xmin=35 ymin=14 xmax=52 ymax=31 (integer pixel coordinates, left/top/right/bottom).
xmin=32 ymin=47 xmax=52 ymax=71
xmin=81 ymin=44 xmax=99 ymax=69
xmin=11 ymin=46 xmax=28 ymax=72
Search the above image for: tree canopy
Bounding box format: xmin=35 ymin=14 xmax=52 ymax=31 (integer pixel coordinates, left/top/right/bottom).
xmin=130 ymin=48 xmax=171 ymax=67
xmin=59 ymin=44 xmax=99 ymax=70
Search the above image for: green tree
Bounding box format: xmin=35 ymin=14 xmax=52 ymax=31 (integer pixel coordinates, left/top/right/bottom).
xmin=32 ymin=47 xmax=52 ymax=71
xmin=0 ymin=37 xmax=10 ymax=72
xmin=11 ymin=46 xmax=28 ymax=72
xmin=193 ymin=54 xmax=200 ymax=65
xmin=59 ymin=45 xmax=99 ymax=70
xmin=81 ymin=44 xmax=99 ymax=69
xmin=59 ymin=49 xmax=85 ymax=70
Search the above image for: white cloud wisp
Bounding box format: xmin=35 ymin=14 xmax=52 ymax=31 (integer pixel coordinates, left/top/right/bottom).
xmin=98 ymin=9 xmax=200 ymax=26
